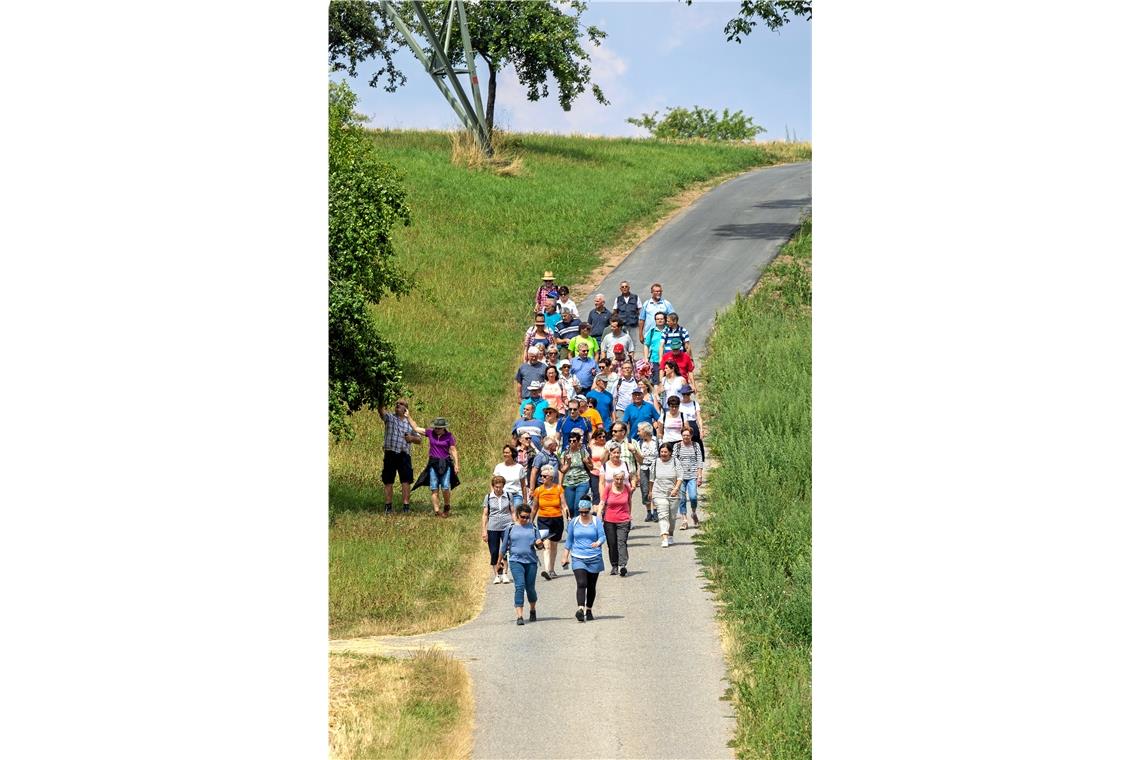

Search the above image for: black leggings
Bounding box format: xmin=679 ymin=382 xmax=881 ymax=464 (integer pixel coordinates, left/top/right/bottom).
xmin=487 ymin=530 xmax=506 ymax=566
xmin=573 ymin=569 xmax=599 ymax=608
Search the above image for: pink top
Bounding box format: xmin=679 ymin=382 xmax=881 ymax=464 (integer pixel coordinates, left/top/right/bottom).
xmin=603 ymin=486 xmax=632 ymax=523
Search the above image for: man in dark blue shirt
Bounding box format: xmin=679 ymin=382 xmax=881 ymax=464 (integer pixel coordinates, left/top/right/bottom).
xmin=621 ymin=387 xmax=660 ymax=432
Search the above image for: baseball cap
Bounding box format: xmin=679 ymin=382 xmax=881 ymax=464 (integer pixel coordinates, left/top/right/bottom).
xmin=613 ymin=344 xmax=624 ymax=353
xmin=528 ymin=380 xmax=543 ymax=390
xmin=631 ymin=387 xmax=644 ymax=395
xmin=680 ymin=384 xmax=694 ymax=394
xmin=558 ymin=359 xmax=570 ymax=368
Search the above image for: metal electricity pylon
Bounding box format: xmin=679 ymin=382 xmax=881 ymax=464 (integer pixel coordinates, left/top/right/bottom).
xmin=379 ymin=0 xmax=493 ymax=156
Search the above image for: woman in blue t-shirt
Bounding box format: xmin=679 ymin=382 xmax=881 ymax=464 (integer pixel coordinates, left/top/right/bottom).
xmin=561 ymin=499 xmax=607 ymax=622
xmin=500 ymin=507 xmax=545 ymax=625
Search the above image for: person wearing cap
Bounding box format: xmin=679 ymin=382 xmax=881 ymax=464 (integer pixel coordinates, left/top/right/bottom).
xmin=621 ymin=385 xmax=660 ymax=437
xmin=586 ymin=293 xmax=611 ymax=340
xmin=611 ymin=280 xmax=641 ymax=337
xmin=600 ymin=468 xmax=634 ymax=576
xmin=585 ymin=374 xmax=614 ymax=435
xmin=541 ymin=406 xmax=561 ymax=443
xmin=569 ymin=340 xmax=598 ymax=391
xmin=647 ymin=441 xmax=682 ymax=547
xmin=534 ymin=271 xmax=559 ymax=314
xmin=567 ymin=322 xmax=599 ymax=361
xmin=529 ymin=435 xmax=562 ymax=493
xmin=562 ymin=499 xmax=606 ymax=621
xmin=677 ymin=384 xmax=705 ymax=459
xmin=553 ymin=307 xmax=582 ymax=358
xmin=600 ymin=315 xmax=634 ymax=363
xmin=660 ymin=341 xmax=695 ymax=383
xmin=557 ymin=397 xmax=593 ymax=451
xmin=516 ymin=345 xmax=549 ymax=403
xmin=558 ymin=429 xmax=595 ymax=521
xmin=411 ymin=417 xmax=460 ymax=517
xmin=661 ymin=311 xmax=691 ymax=355
xmin=557 ymin=358 xmax=579 ymax=401
xmin=541 ymin=364 xmax=567 ymax=417
xmin=518 ymin=380 xmax=550 ymax=421
xmin=522 ymin=313 xmax=555 ymax=363
xmin=555 ymin=285 xmax=578 ymax=320
xmin=638 ymin=282 xmax=675 ymax=348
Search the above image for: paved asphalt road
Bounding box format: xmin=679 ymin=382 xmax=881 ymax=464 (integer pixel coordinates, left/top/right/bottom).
xmin=330 ymin=161 xmax=812 ymax=759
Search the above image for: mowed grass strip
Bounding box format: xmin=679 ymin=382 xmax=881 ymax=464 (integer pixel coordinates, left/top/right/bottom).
xmin=698 ymin=220 xmax=812 ymax=760
xmin=329 ymin=130 xmax=812 ymax=638
xmin=329 ymin=650 xmax=473 ymax=760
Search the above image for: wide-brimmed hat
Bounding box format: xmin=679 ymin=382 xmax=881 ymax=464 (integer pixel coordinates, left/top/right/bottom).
xmin=544 ymin=407 xmax=559 ymax=415
xmin=558 ymin=359 xmax=571 ymax=368
xmin=431 ymin=417 xmax=448 ymax=428
xmin=542 ymin=270 xmax=555 ymax=280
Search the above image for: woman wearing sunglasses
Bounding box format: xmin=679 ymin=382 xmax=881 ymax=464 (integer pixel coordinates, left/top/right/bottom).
xmin=500 ymin=506 xmax=545 ymax=625
xmin=561 ymin=499 xmax=606 ymax=621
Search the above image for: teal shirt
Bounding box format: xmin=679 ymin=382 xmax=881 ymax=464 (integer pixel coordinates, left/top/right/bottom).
xmin=644 ymin=325 xmax=666 ymax=363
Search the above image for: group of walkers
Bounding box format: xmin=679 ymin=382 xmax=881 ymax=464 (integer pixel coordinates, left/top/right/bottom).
xmin=487 ymin=272 xmax=707 ymax=625
xmin=377 ymin=271 xmax=708 ymax=624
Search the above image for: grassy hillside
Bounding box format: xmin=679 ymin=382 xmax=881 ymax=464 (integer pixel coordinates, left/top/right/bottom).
xmin=329 ymin=131 xmax=812 ymax=639
xmin=698 ymin=220 xmax=812 ymax=759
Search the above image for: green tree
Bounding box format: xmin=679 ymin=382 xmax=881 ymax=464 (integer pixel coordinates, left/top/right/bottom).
xmin=328 ymin=1 xmax=608 ymax=137
xmin=328 ymin=80 xmax=412 ymax=439
xmin=626 ymin=106 xmax=766 ymax=141
xmin=685 ymin=0 xmax=812 ymax=43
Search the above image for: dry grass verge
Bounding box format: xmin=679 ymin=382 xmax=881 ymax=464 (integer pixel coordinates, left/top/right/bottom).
xmin=329 ymin=649 xmax=473 ymax=760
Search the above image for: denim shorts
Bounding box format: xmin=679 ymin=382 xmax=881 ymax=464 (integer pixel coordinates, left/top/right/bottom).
xmin=428 ymin=466 xmax=452 ymax=491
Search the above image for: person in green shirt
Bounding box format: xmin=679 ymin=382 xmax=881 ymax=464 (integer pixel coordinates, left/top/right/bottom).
xmin=567 ymin=322 xmax=599 ymax=360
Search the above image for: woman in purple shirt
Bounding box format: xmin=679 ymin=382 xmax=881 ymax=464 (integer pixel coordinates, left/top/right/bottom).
xmin=417 ymin=417 xmax=460 ymax=517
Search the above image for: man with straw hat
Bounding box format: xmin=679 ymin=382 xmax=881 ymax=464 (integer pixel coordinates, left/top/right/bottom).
xmin=534 ymin=270 xmax=560 ymax=314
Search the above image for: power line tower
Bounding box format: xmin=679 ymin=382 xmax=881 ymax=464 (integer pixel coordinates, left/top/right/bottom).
xmin=379 ymin=0 xmax=492 ymax=156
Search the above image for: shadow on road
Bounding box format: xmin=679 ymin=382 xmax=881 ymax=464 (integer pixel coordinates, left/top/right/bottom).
xmin=711 ymin=221 xmax=802 ymax=240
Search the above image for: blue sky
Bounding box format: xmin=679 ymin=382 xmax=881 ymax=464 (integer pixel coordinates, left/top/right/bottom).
xmin=334 ymin=1 xmax=811 ymax=141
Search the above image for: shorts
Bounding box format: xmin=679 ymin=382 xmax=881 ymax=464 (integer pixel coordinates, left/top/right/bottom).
xmin=428 ymin=466 xmax=452 ymax=491
xmin=381 ymin=450 xmax=414 ymax=485
xmin=537 ymin=516 xmax=565 ymax=542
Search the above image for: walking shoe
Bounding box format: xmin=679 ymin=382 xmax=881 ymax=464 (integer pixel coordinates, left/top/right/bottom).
xmin=680 ymin=519 xmax=688 ymax=530
xmin=644 ymin=513 xmax=654 ymax=522
xmin=610 ymin=567 xmax=618 ymax=575
xmin=661 ymin=538 xmax=669 ymax=548
xmin=402 ymin=504 xmax=410 ymax=513
xmin=516 ymin=617 xmax=524 ymax=626
xmin=575 ymin=609 xmax=585 ymax=623
xmin=541 ymin=571 xmax=551 ymax=581
xmin=383 ymin=504 xmax=394 ymax=514
xmin=529 ymin=609 xmax=537 ymax=622
xmin=619 ymin=566 xmax=627 ymax=577
xmin=562 ymin=561 xmax=570 ymax=569
xmin=691 ymin=514 xmax=700 ymax=528
xmin=499 ymin=573 xmax=509 ymax=584
xmin=549 ymin=569 xmax=558 ymax=578
xmin=585 ymin=609 xmax=594 ymax=621
xmin=667 ymin=536 xmax=675 ymax=546
xmin=492 ymin=575 xmax=500 ymax=585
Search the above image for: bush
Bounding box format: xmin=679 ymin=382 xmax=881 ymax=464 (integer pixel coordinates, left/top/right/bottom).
xmin=627 ymin=105 xmax=766 ymax=141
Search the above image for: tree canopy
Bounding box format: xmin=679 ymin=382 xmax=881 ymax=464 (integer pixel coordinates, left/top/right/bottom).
xmin=328 ymin=80 xmax=412 ymax=439
xmin=685 ymin=0 xmax=812 ymax=43
xmin=327 ymin=0 xmax=608 ymax=135
xmin=627 ymin=106 xmax=766 ymax=141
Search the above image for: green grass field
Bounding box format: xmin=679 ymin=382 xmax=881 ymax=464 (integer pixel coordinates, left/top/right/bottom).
xmin=329 ymin=130 xmax=811 ymax=639
xmin=698 ymin=220 xmax=812 ymax=759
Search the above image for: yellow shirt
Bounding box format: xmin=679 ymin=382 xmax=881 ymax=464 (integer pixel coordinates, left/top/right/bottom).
xmin=533 ymin=484 xmax=565 ymax=518
xmin=582 ymin=408 xmax=603 ymax=432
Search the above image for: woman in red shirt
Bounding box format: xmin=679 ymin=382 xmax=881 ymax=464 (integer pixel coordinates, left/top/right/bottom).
xmin=600 ymin=469 xmax=634 ymax=576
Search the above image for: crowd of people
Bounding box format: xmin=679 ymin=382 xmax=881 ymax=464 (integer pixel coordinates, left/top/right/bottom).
xmin=379 ymin=271 xmax=708 ymax=625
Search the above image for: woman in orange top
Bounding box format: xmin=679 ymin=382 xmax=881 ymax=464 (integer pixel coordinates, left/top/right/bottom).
xmin=531 ymin=464 xmax=569 ymax=580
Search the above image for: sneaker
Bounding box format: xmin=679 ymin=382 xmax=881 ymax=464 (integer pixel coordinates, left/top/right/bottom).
xmin=402 ymin=504 xmax=410 ymax=513
xmin=652 ymin=511 xmax=659 ymax=522
xmin=575 ymin=609 xmax=585 ymax=623
xmin=644 ymin=513 xmax=654 ymax=522
xmin=667 ymin=536 xmax=675 ymax=546
xmin=549 ymin=570 xmax=558 ymax=578
xmin=492 ymin=575 xmax=501 ymax=585
xmin=585 ymin=609 xmax=594 ymax=621
xmin=529 ymin=609 xmax=537 ymax=622
xmin=516 ymin=617 xmax=524 ymax=626
xmin=499 ymin=573 xmax=509 ymax=584
xmin=383 ymin=505 xmax=394 ymax=514
xmin=619 ymin=566 xmax=627 ymax=577
xmin=609 ymin=567 xmax=618 ymax=575
xmin=661 ymin=539 xmax=669 ymax=548
xmin=541 ymin=571 xmax=551 ymax=581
